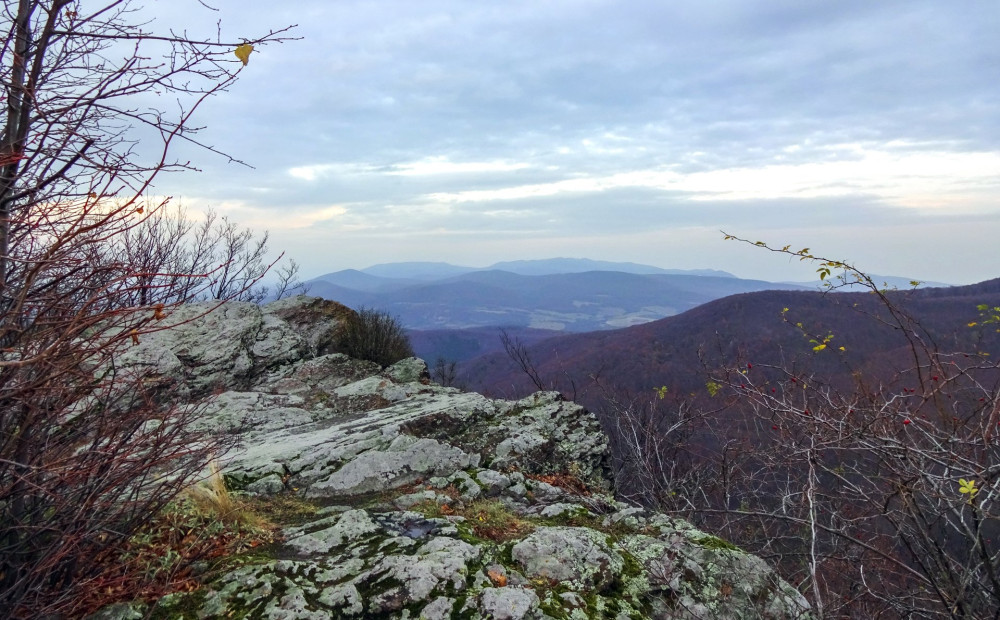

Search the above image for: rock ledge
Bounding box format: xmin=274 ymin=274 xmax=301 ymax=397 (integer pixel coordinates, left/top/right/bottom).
xmin=95 ymin=297 xmax=811 ymax=619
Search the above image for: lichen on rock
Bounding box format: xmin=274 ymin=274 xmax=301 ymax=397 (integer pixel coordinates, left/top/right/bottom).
xmin=98 ymin=296 xmax=811 ymax=620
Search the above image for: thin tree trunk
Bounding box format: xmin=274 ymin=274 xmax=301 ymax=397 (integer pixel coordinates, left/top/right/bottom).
xmin=0 ymin=0 xmax=37 ymax=293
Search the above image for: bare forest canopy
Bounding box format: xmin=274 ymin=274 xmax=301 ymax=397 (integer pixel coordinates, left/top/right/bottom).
xmin=459 ymin=277 xmax=1000 ymax=406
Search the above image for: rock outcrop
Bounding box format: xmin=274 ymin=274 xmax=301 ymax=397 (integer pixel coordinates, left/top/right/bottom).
xmin=101 ymin=296 xmax=811 ymax=619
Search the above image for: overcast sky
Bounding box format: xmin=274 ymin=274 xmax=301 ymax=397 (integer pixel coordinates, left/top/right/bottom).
xmin=147 ymin=0 xmax=1000 ymax=284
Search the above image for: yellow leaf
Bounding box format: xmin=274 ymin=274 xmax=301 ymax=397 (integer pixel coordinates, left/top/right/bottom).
xmin=234 ymin=43 xmax=254 ymax=66
xmin=959 ymin=479 xmax=978 ymax=503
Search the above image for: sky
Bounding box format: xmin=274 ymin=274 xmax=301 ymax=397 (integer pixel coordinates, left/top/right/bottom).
xmin=145 ymin=0 xmax=1000 ymax=284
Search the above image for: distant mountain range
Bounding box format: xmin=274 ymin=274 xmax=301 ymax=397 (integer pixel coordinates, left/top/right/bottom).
xmin=305 ymin=258 xmax=805 ymax=334
xmin=351 ymin=258 xmax=737 ymax=281
xmin=304 ymin=258 xmax=954 ymax=364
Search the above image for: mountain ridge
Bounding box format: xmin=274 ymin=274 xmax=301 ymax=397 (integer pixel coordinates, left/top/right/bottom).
xmin=457 ymin=277 xmax=1000 ymax=406
xmin=306 ymin=267 xmax=809 ymax=332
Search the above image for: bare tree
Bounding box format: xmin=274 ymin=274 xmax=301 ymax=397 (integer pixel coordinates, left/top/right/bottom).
xmin=270 ymin=257 xmax=307 ymax=301
xmin=595 ymin=380 xmax=726 ymax=515
xmin=615 ymin=237 xmax=1000 ymax=618
xmin=113 ymin=206 xmax=305 ymax=306
xmin=0 ymin=2 xmax=294 ymax=615
xmin=203 ymin=211 xmax=271 ymax=302
xmin=499 ymin=327 xmax=547 ymax=392
xmin=432 ymin=356 xmax=459 ymax=387
xmin=105 ymin=202 xmax=208 ymax=306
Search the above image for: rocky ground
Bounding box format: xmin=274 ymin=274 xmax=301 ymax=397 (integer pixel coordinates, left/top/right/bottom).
xmin=93 ymin=297 xmax=811 ymax=619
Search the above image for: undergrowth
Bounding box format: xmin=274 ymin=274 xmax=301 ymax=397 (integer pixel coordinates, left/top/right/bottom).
xmin=416 ymin=498 xmax=538 ymax=542
xmin=72 ymin=470 xmax=319 ymax=617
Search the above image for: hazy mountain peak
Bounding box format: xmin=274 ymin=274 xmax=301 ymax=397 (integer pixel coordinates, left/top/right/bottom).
xmin=360 ymin=261 xmax=476 ymax=280
xmin=485 ymin=258 xmax=736 ymax=277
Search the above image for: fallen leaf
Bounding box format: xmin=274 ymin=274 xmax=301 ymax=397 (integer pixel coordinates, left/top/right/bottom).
xmin=487 ymin=568 xmax=507 ymax=587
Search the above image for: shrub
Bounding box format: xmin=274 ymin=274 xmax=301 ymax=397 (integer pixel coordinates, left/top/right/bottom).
xmin=338 ymin=307 xmax=415 ymax=367
xmin=637 ymin=235 xmax=1000 ymax=618
xmin=0 ymin=3 xmax=292 ymax=616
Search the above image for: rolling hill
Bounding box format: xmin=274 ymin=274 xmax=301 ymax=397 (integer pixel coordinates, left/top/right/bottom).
xmin=457 ymin=278 xmax=1000 ymax=409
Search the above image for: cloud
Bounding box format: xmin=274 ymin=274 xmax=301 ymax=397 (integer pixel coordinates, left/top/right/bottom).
xmin=138 ymin=0 xmax=1000 ymax=284
xmin=387 ymin=158 xmax=530 ymax=176
xmin=288 ymin=164 xmax=357 ymax=182
xmin=405 ymin=143 xmax=1000 ymax=214
xmin=287 ymin=158 xmax=530 ymax=181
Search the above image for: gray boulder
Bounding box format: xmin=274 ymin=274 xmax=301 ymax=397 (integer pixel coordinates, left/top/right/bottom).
xmin=511 ymin=526 xmax=624 ymax=591
xmin=116 ymin=297 xmax=352 ymax=397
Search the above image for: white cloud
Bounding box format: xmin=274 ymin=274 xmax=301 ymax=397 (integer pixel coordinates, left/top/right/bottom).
xmin=287 ymin=164 xmax=364 ymax=182
xmin=288 ymin=157 xmax=529 ymax=181
xmin=387 ymin=157 xmax=530 ymax=176
xmin=420 ymin=145 xmax=1000 ymax=211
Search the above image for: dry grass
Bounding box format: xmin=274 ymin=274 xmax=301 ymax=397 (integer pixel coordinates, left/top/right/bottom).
xmin=184 ymin=460 xmax=263 ymax=527
xmin=413 ymin=497 xmax=536 ymax=542
xmin=72 ymin=463 xmax=319 ymax=616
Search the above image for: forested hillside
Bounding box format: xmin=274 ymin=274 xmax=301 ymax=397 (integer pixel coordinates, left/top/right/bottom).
xmin=460 ymin=278 xmax=1000 ymax=405
xmin=460 ymin=275 xmax=1000 ymax=616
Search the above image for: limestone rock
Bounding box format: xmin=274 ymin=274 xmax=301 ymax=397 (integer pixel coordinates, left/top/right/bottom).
xmin=261 ymin=295 xmax=353 ymax=357
xmin=511 ymin=526 xmax=623 ymax=591
xmin=115 ymin=297 xmax=352 ymax=397
xmin=145 ymin=488 xmax=810 ymax=619
xmin=305 ymin=435 xmax=475 ymax=497
xmin=476 ymin=587 xmax=541 ymax=619
xmin=94 ymin=297 xmax=811 ymax=620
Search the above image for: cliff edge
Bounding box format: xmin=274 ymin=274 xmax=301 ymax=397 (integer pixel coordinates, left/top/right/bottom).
xmin=96 ymin=296 xmax=810 ymax=619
